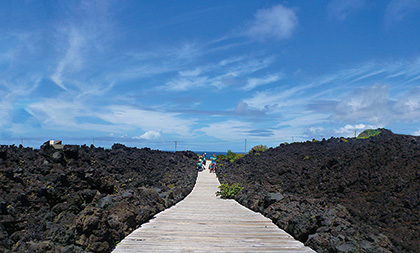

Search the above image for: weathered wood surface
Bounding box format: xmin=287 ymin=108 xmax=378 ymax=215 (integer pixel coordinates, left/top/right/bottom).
xmin=113 ymin=162 xmax=315 ymax=252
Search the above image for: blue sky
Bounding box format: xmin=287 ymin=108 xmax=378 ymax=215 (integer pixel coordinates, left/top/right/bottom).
xmin=1 ymin=0 xmax=420 ymax=152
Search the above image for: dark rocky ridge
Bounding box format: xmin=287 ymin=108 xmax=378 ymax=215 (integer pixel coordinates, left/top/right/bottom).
xmin=217 ymin=129 xmax=420 ymax=252
xmin=0 ymin=144 xmax=197 ymax=252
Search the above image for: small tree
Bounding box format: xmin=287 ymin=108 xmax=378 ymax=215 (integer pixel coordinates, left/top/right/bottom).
xmin=249 ymin=144 xmax=268 ymax=153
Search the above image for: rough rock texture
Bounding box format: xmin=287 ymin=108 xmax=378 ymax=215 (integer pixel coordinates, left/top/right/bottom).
xmin=0 ymin=144 xmax=197 ymax=252
xmin=217 ymin=129 xmax=420 ymax=252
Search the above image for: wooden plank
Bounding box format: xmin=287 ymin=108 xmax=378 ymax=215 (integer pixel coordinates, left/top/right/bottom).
xmin=113 ymin=165 xmax=315 ymax=252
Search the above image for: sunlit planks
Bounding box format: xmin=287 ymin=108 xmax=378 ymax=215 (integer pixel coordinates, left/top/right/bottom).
xmin=113 ymin=162 xmax=315 ymax=252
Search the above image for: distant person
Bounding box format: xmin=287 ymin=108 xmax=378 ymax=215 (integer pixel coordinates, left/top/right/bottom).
xmin=202 ymin=153 xmax=206 ymax=168
xmin=197 ymin=159 xmax=203 ymax=171
xmin=209 ymin=154 xmax=217 ymax=173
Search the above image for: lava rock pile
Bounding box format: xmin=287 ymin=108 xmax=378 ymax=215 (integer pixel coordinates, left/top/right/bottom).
xmin=0 ymin=143 xmax=197 ymax=252
xmin=218 ymin=129 xmax=420 ymax=252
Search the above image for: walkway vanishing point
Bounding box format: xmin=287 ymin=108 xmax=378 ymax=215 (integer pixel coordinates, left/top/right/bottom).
xmin=113 ymin=162 xmax=315 ymax=252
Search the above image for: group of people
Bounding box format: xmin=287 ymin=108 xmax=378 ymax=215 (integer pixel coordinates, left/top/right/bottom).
xmin=197 ymin=152 xmax=217 ymax=173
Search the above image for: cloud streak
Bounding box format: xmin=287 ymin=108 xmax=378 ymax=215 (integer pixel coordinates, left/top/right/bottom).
xmin=1 ymin=1 xmax=420 ymax=151
xmin=245 ymin=4 xmax=298 ymax=40
xmin=385 ymin=0 xmax=420 ymax=26
xmin=327 ymin=0 xmax=367 ymax=21
xmin=98 ymin=105 xmax=195 ymax=137
xmin=242 ymin=74 xmax=283 ymax=91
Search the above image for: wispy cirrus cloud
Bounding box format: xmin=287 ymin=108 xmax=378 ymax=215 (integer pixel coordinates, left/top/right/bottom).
xmin=244 ymin=83 xmax=313 ymax=112
xmin=392 ymin=88 xmax=420 ymax=120
xmin=327 ymin=0 xmax=367 ymax=21
xmin=98 ymin=105 xmax=195 ymax=137
xmin=160 ymin=55 xmax=276 ymax=91
xmin=331 ymin=84 xmax=392 ymax=124
xmin=385 ymin=0 xmax=420 ymax=27
xmin=199 ymin=120 xmax=251 ymax=140
xmin=245 ymin=4 xmax=298 ymax=40
xmin=51 ymin=28 xmax=85 ymax=91
xmin=242 ymin=74 xmax=283 ymax=91
xmin=239 ymin=58 xmax=420 ymax=140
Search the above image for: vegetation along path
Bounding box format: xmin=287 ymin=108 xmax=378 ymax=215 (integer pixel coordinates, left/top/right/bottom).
xmin=113 ymin=161 xmax=314 ymax=252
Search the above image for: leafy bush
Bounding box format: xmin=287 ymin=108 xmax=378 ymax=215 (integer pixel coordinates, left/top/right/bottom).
xmin=216 ymin=182 xmax=244 ymax=199
xmin=218 ymin=150 xmax=245 ymax=162
xmin=357 ymin=129 xmax=381 ymax=139
xmin=249 ymin=144 xmax=268 ymax=153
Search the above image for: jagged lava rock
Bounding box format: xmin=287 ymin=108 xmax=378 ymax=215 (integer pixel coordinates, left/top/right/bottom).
xmin=217 ymin=129 xmax=420 ymax=252
xmin=0 ymin=144 xmax=197 ymax=252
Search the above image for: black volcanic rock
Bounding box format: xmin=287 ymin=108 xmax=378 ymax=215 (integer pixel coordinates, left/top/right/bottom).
xmin=0 ymin=144 xmax=197 ymax=252
xmin=217 ymin=129 xmax=420 ymax=252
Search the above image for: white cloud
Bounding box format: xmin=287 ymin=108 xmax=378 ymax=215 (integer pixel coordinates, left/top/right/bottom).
xmin=199 ymin=120 xmax=251 ymax=140
xmin=234 ymin=101 xmax=265 ymax=117
xmin=279 ymin=113 xmax=329 ymax=129
xmin=244 ymin=84 xmax=311 ymax=112
xmin=385 ymin=0 xmax=420 ymax=26
xmin=27 ymin=98 xmax=84 ymax=126
xmin=246 ymin=4 xmax=298 ymax=40
xmin=98 ymin=105 xmax=194 ymax=136
xmin=309 ymin=126 xmax=325 ymax=135
xmin=392 ymin=88 xmax=420 ymax=120
xmin=179 ymin=68 xmax=202 ymax=77
xmin=0 ymin=100 xmax=13 ymax=128
xmin=327 ymin=0 xmax=367 ymax=21
xmin=413 ymin=129 xmax=420 ymax=136
xmin=160 ymin=56 xmax=276 ymax=91
xmin=133 ymin=130 xmax=161 ymax=140
xmin=335 ymin=123 xmax=376 ymax=135
xmin=242 ymin=74 xmax=283 ymax=91
xmin=164 ymin=76 xmax=208 ymax=91
xmin=332 ymin=84 xmax=392 ymax=125
xmin=26 ymin=98 xmax=126 ymax=134
xmin=51 ymin=28 xmax=85 ymax=91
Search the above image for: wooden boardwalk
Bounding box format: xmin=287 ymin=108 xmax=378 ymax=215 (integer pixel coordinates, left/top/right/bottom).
xmin=113 ymin=162 xmax=315 ymax=252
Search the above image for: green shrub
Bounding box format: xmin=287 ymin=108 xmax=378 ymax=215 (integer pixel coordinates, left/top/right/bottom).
xmin=249 ymin=144 xmax=268 ymax=153
xmin=357 ymin=129 xmax=381 ymax=139
xmin=218 ymin=150 xmax=245 ymax=162
xmin=216 ymin=182 xmax=244 ymax=199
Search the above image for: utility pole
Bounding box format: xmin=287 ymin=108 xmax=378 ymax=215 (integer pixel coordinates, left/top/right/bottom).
xmin=354 ymin=130 xmax=357 ymax=138
xmin=245 ymin=139 xmax=247 ymax=154
xmin=292 ymin=136 xmax=294 ymax=143
xmin=174 ymin=141 xmax=178 ymax=152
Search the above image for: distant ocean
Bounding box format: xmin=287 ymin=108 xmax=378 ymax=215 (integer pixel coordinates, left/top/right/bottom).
xmin=192 ymin=151 xmax=228 ymax=157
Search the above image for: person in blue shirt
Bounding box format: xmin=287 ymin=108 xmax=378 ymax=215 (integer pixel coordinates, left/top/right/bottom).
xmin=209 ymin=154 xmax=217 ymax=173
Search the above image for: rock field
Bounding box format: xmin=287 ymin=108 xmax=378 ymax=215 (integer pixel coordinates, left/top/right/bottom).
xmin=0 ymin=144 xmax=197 ymax=252
xmin=2 ymin=129 xmax=419 ymax=252
xmin=218 ymin=129 xmax=420 ymax=252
